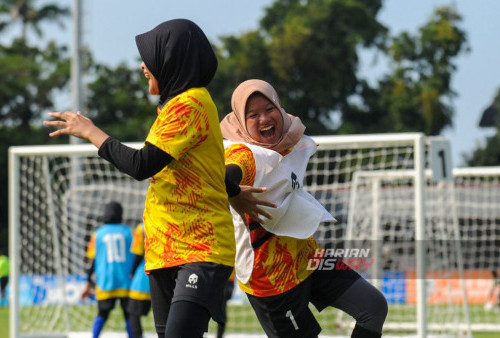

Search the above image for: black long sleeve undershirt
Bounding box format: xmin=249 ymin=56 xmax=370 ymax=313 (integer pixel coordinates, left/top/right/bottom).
xmin=85 ymin=259 xmax=95 ymax=287
xmin=225 ymin=164 xmax=243 ymax=186
xmin=225 ymin=164 xmax=242 ymax=198
xmin=98 ymin=137 xmax=173 ymax=181
xmin=98 ymin=136 xmax=241 ymax=197
xmin=130 ymin=254 xmax=143 ymax=277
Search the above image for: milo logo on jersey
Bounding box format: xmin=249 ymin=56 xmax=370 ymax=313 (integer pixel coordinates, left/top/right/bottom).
xmin=306 ymin=248 xmax=375 ymax=271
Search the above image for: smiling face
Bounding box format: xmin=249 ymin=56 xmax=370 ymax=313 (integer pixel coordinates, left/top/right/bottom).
xmin=140 ymin=62 xmax=160 ymax=95
xmin=245 ymin=92 xmax=284 ymax=144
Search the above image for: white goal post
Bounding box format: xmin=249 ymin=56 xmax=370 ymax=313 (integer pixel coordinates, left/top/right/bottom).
xmin=9 ymin=133 xmax=482 ymax=337
xmin=345 ymin=168 xmax=471 ymax=334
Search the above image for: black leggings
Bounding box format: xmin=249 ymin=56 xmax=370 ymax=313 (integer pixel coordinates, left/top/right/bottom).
xmin=164 ymin=301 xmax=210 ymax=338
xmin=332 ymin=278 xmax=388 ymax=336
xmin=128 ymin=314 xmax=142 ymax=338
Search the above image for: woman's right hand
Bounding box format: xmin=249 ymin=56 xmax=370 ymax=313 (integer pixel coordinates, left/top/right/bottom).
xmin=43 ymin=111 xmax=110 ymax=148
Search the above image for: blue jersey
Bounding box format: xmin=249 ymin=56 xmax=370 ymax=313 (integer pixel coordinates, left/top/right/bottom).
xmin=129 ymin=224 xmax=151 ymax=300
xmin=86 ymin=224 xmax=134 ymax=300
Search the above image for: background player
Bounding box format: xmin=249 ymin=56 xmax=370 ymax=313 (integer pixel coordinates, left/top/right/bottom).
xmin=81 ymin=201 xmax=134 ymax=338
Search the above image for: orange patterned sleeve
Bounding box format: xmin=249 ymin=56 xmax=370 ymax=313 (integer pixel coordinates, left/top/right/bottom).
xmin=225 ymin=144 xmax=256 ymax=186
xmin=86 ymin=233 xmax=96 ymax=259
xmin=130 ymin=224 xmax=145 ymax=256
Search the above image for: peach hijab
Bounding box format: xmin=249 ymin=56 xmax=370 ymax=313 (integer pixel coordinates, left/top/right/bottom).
xmin=220 ymin=79 xmax=305 ymax=153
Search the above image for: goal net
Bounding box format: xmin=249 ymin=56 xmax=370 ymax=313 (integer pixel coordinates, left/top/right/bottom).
xmin=9 ymin=133 xmax=474 ymax=337
xmin=452 ymin=167 xmax=500 ymax=332
xmin=9 ymin=143 xmax=149 ymax=337
xmin=306 ymin=134 xmax=470 ymax=337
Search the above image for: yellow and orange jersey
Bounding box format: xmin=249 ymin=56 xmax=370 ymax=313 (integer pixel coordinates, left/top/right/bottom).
xmin=225 ymin=143 xmax=320 ymax=297
xmin=143 ymin=87 xmax=235 ymax=272
xmin=129 ymin=224 xmax=151 ymax=301
xmin=130 ymin=224 xmax=145 ymax=256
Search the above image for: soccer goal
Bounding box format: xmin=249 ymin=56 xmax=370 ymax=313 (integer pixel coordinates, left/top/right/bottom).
xmin=344 ymin=165 xmax=500 ymax=334
xmin=452 ymin=167 xmax=500 ymax=332
xmin=9 ymin=142 xmax=148 ymax=338
xmin=306 ymin=133 xmax=470 ymax=337
xmin=9 ymin=133 xmax=473 ymax=338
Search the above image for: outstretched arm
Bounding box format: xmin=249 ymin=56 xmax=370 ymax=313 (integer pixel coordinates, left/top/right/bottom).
xmin=44 ymin=111 xmax=173 ymax=180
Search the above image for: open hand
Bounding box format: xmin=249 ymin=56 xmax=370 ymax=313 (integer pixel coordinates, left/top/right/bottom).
xmin=229 ymin=185 xmax=277 ymax=226
xmin=43 ymin=111 xmax=109 ymax=147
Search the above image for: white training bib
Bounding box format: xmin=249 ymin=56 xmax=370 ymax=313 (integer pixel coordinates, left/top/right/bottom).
xmin=225 ymin=135 xmax=336 ymax=283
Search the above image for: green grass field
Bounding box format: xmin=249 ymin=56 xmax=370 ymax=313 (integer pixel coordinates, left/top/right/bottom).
xmin=1 ymin=307 xmax=9 ymax=338
xmin=1 ymin=304 xmax=499 ymax=338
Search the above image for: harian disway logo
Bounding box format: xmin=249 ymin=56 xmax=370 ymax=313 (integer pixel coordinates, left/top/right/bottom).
xmin=186 ymin=273 xmax=198 ymax=289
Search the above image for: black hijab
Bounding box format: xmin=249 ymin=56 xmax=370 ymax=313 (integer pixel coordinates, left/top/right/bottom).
xmin=135 ymin=19 xmax=218 ymax=105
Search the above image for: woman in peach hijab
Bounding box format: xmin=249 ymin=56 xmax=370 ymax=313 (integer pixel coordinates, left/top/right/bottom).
xmin=221 ymin=79 xmax=387 ymax=338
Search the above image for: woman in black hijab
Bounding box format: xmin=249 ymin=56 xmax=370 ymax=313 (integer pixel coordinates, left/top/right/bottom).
xmin=44 ymin=19 xmax=275 ymax=338
xmin=135 ymin=19 xmax=218 ymax=105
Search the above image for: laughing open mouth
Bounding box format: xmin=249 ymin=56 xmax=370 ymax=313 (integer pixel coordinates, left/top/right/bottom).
xmin=260 ymin=125 xmax=275 ymax=139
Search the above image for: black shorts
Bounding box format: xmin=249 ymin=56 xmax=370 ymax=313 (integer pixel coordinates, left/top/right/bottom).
xmin=97 ymin=297 xmax=128 ymax=318
xmin=149 ymin=262 xmax=233 ymax=324
xmin=127 ymin=298 xmax=151 ymax=316
xmin=247 ymin=267 xmax=360 ymax=338
xmin=223 ymin=279 xmax=235 ymax=303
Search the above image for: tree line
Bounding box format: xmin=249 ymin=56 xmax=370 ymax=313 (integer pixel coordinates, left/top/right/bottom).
xmin=1 ymin=0 xmax=499 ymax=251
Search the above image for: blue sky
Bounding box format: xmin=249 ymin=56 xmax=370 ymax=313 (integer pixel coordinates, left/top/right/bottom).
xmin=375 ymin=1 xmax=500 ymax=167
xmin=12 ymin=0 xmax=500 ymax=166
